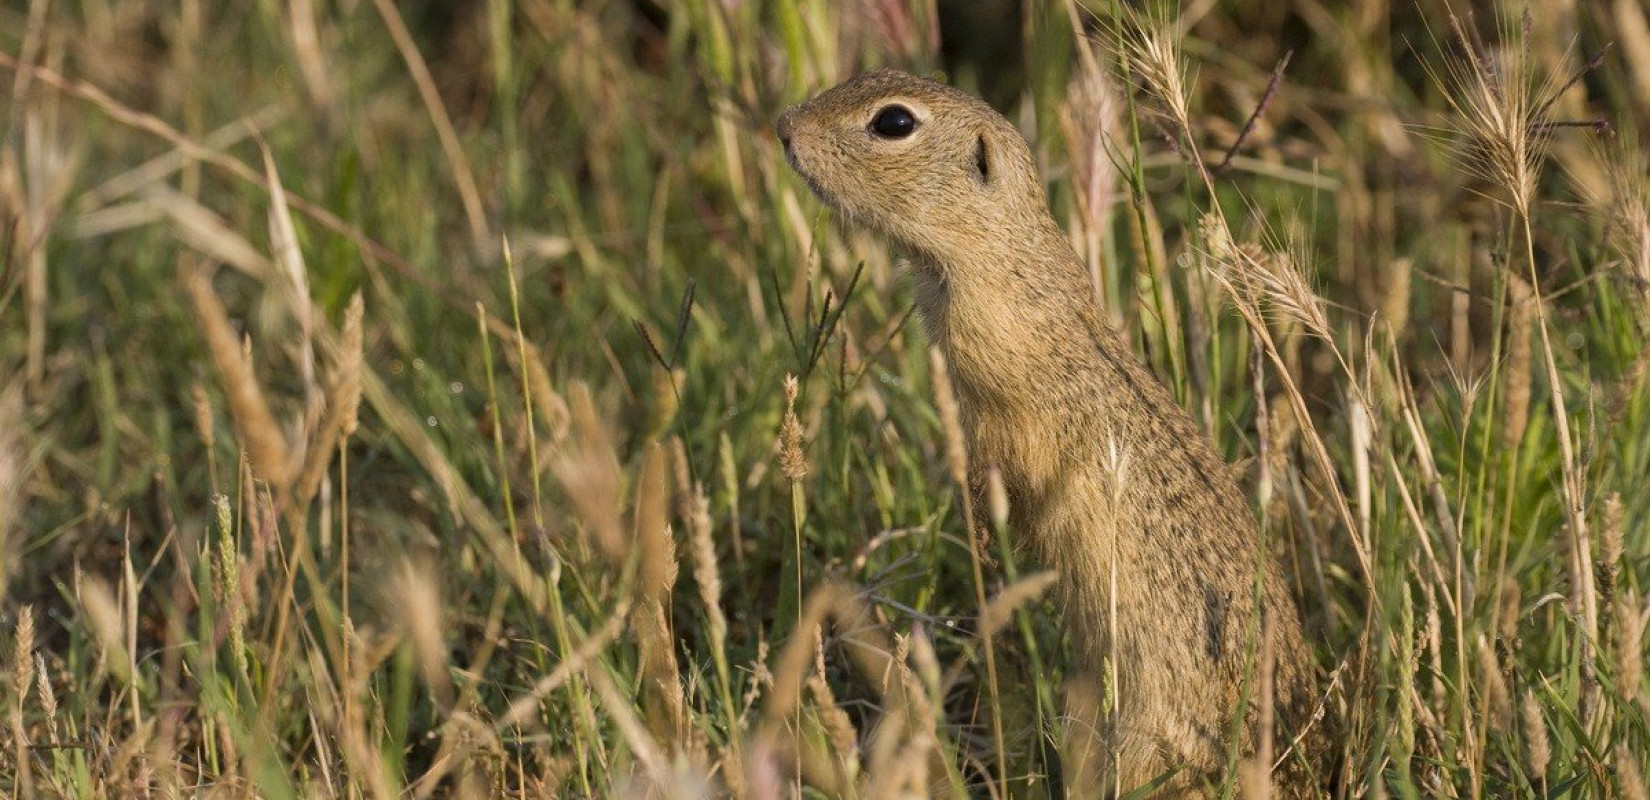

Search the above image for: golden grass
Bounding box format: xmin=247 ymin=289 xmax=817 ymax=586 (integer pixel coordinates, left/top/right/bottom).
xmin=1 ymin=1 xmax=1647 ymax=798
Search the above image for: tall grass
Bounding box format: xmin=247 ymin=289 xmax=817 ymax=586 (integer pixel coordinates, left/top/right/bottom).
xmin=0 ymin=1 xmax=1646 ymax=798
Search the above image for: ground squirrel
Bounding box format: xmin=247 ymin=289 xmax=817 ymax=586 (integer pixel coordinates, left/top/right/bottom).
xmin=778 ymin=69 xmax=1326 ymax=798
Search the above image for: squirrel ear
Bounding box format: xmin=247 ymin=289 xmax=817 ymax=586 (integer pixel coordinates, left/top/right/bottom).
xmin=973 ymin=134 xmax=991 ymax=185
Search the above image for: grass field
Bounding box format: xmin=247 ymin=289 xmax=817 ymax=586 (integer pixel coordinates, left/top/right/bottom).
xmin=1 ymin=1 xmax=1648 ymax=797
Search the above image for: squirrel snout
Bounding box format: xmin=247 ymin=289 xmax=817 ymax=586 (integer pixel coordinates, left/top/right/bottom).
xmin=776 ymin=109 xmax=797 ymax=150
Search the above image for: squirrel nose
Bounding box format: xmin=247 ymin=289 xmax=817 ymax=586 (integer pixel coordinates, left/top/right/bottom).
xmin=776 ymin=109 xmax=796 ymax=149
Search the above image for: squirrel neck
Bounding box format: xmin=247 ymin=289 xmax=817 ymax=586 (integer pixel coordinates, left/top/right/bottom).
xmin=908 ymin=216 xmax=1110 ymax=411
xmin=906 ymin=212 xmax=1241 ymax=553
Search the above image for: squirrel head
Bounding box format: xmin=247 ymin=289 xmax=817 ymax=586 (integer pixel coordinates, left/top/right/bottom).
xmin=776 ymin=69 xmax=1049 ymax=267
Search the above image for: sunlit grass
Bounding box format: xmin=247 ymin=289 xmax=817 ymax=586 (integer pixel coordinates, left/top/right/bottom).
xmin=0 ymin=1 xmax=1646 ymax=798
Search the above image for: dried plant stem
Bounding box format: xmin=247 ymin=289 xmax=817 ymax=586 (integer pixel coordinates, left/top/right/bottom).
xmin=11 ymin=605 xmax=35 ymax=798
xmin=929 ymin=348 xmax=1009 ymax=797
xmin=1520 ymin=215 xmax=1598 ymax=645
xmin=182 ymin=265 xmax=293 ymax=488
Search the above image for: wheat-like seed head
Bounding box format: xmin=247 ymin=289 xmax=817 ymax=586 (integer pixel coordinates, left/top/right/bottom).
xmin=1520 ymin=690 xmax=1549 ymax=780
xmin=683 ymin=485 xmax=725 ymax=652
xmin=1062 ymin=57 xmax=1123 ymax=235
xmin=635 ymin=443 xmax=677 ymax=604
xmin=979 ymin=571 xmax=1058 ymax=642
xmin=1436 ymin=13 xmax=1563 ymax=217
xmin=11 ymin=605 xmax=33 ymax=710
xmin=1588 ymin=134 xmax=1650 ymax=292
xmin=1617 ymin=590 xmax=1644 ymax=702
xmin=184 ymin=266 xmax=292 ymax=488
xmin=1503 ymin=273 xmax=1536 ymax=451
xmin=1621 ymin=744 xmax=1649 ymax=800
xmin=1118 ymin=10 xmax=1195 ymax=144
xmin=778 ymin=373 xmax=810 ymax=481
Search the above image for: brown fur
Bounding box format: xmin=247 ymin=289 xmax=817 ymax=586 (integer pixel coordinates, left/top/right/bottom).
xmin=778 ymin=70 xmax=1327 ymax=798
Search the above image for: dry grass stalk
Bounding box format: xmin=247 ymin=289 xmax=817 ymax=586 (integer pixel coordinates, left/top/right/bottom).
xmin=1502 ymin=273 xmax=1535 ymax=451
xmin=0 ymin=385 xmax=22 ymax=597
xmin=75 ymin=105 xmax=288 ymax=211
xmin=928 ymin=344 xmax=1010 ymax=794
xmin=143 ymin=185 xmax=275 ymax=279
xmin=635 ymin=442 xmax=677 ymax=604
xmin=1061 ymin=55 xmax=1123 ymax=303
xmin=184 ymin=264 xmax=293 ymax=487
xmin=1444 ymin=15 xmax=1599 ymax=648
xmin=1200 ymin=212 xmax=1380 ymax=591
xmin=261 ymin=143 xmax=318 ymax=439
xmin=295 ymin=291 xmax=365 ymax=507
xmin=33 ymin=649 xmax=56 ymax=745
xmin=79 ymin=576 xmax=131 ymax=687
xmin=978 ymin=570 xmax=1058 ymax=642
xmin=585 ymin=665 xmax=673 ymax=792
xmin=1497 ymin=583 xmax=1522 ymax=651
xmin=519 ymin=344 xmax=572 ymax=445
xmin=1118 ymin=9 xmax=1195 ymax=163
xmin=287 ymin=0 xmax=337 ymax=112
xmin=554 ymin=382 xmax=625 ymax=563
xmin=1438 ymin=15 xmax=1553 ymax=216
xmin=1597 ymin=139 xmax=1650 ymax=318
xmin=646 ymin=364 xmax=682 ymax=440
xmin=985 ymin=467 xmax=1009 ymax=532
xmin=18 ymin=67 xmax=74 ymax=396
xmin=212 ymin=492 xmax=250 ymax=683
xmin=395 ymin=559 xmax=454 ymax=709
xmin=862 ymin=631 xmax=941 ymax=800
xmin=927 ymin=348 xmax=968 ymax=488
xmin=632 ymin=441 xmax=688 ymax=752
xmin=1239 ymin=243 xmax=1332 ymax=343
xmin=496 ymin=594 xmax=633 ymax=733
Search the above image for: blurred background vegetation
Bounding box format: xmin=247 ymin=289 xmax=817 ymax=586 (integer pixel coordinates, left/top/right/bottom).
xmin=0 ymin=0 xmax=1647 ymax=797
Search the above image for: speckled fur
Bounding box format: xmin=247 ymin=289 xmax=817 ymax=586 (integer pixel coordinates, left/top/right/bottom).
xmin=779 ymin=70 xmax=1326 ymax=798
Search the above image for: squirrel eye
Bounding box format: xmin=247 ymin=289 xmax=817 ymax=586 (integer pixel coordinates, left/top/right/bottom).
xmin=869 ymin=105 xmax=917 ymax=138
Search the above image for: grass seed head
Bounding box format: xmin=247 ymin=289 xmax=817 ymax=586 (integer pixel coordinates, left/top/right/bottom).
xmin=1622 ymin=745 xmax=1649 ymax=800
xmin=1119 ymin=10 xmax=1195 ymax=142
xmin=183 ymin=266 xmax=293 ymax=488
xmin=1520 ymin=690 xmax=1549 ymax=780
xmin=635 ymin=442 xmax=677 ymax=604
xmin=1502 ymin=273 xmax=1536 ymax=451
xmin=779 ymin=373 xmax=810 ymax=481
xmin=12 ymin=605 xmax=33 ymax=709
xmin=1437 ymin=14 xmax=1560 ymax=216
xmin=1617 ymin=590 xmax=1644 ymax=702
